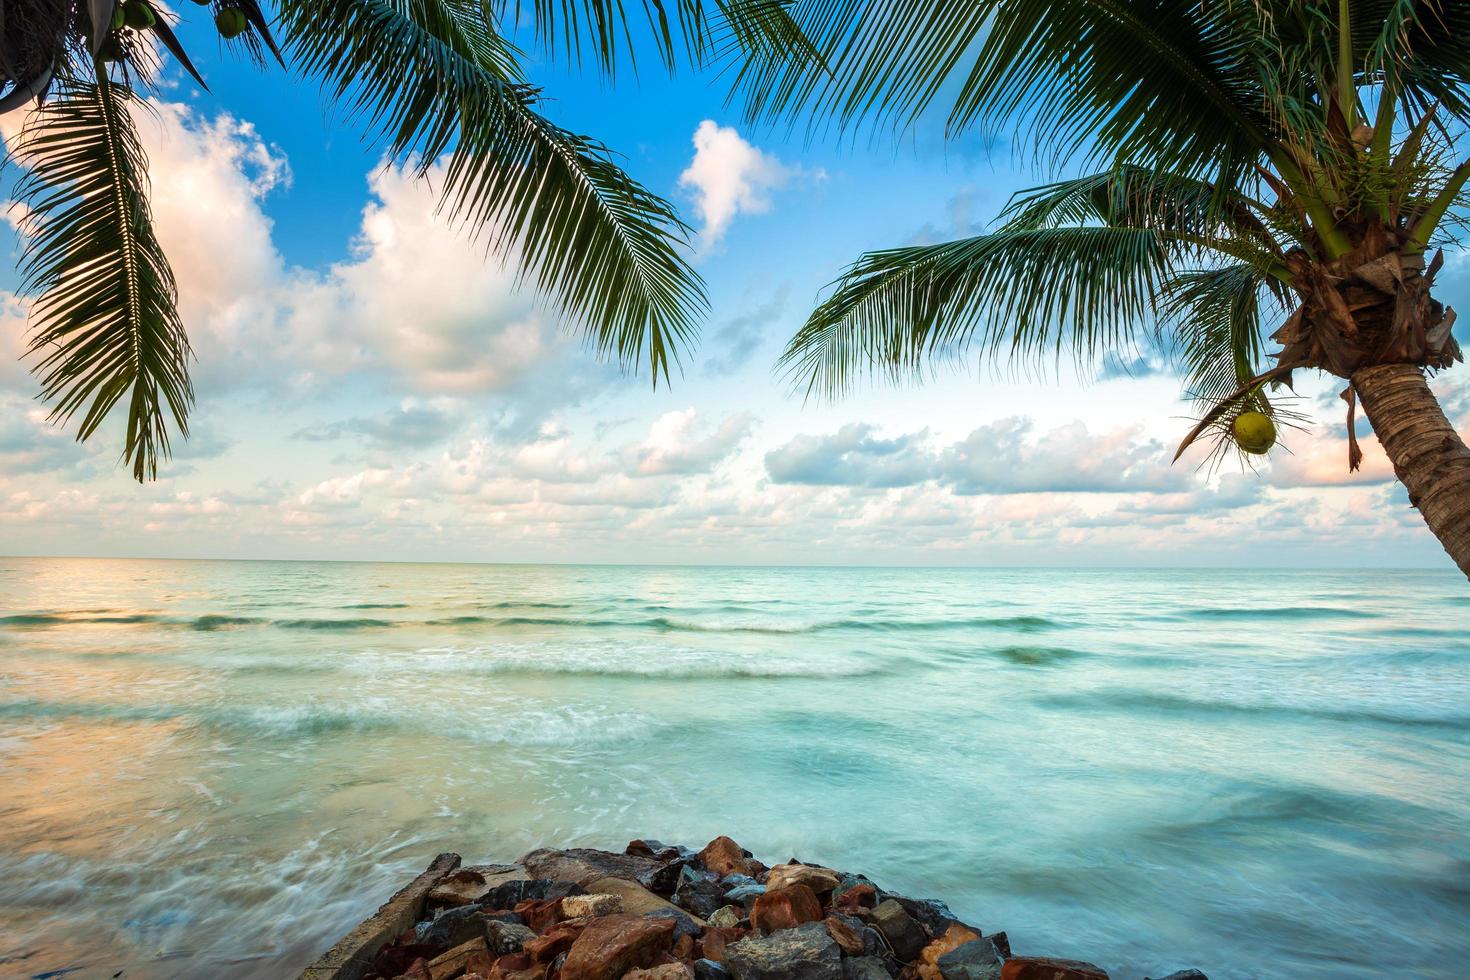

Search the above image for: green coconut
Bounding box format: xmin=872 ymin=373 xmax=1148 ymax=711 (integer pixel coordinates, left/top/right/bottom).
xmin=1232 ymin=410 xmax=1277 ymax=455
xmin=110 ymin=5 xmax=126 ymax=29
xmin=216 ymin=7 xmax=248 ymax=37
xmin=99 ymin=36 xmax=125 ymax=62
xmin=122 ymin=2 xmax=156 ymax=29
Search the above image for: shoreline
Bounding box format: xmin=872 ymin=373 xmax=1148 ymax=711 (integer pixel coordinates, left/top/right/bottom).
xmin=301 ymin=837 xmax=1207 ymax=980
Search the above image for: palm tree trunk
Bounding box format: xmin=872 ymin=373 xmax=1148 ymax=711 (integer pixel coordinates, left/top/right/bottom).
xmin=1352 ymin=363 xmax=1470 ymax=578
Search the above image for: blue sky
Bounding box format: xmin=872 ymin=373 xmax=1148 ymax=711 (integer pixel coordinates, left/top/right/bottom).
xmin=1 ymin=10 xmax=1466 ymax=568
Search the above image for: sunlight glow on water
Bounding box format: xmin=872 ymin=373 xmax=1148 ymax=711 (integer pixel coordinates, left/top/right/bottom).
xmin=0 ymin=558 xmax=1467 ymax=978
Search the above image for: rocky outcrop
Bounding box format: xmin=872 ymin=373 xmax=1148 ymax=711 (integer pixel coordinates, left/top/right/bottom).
xmin=304 ymin=839 xmax=1209 ymax=980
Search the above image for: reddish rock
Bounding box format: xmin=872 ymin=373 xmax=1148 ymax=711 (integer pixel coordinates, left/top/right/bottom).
xmin=525 ymin=921 xmax=588 ymax=964
xmin=673 ymin=933 xmax=696 ymax=960
xmin=917 ymin=924 xmax=983 ymax=980
xmin=697 ymin=837 xmax=764 ymax=878
xmin=559 ymin=913 xmax=677 ymax=980
xmin=698 ymin=927 xmax=749 ymax=964
xmin=487 ymin=953 xmax=547 ymax=980
xmin=823 ymin=917 xmax=866 ymax=957
xmin=429 ymin=937 xmax=490 ymax=980
xmin=751 ymin=884 xmax=823 ymax=932
xmin=466 ymin=949 xmax=497 ymax=976
xmin=1000 ymin=958 xmax=1109 ymax=980
xmin=516 ymin=898 xmax=566 ymax=933
xmin=397 ymin=958 xmax=432 ymax=980
xmin=834 ymin=884 xmax=878 ymax=912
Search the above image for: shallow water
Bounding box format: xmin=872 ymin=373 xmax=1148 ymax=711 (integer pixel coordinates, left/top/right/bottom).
xmin=0 ymin=557 xmax=1467 ymax=979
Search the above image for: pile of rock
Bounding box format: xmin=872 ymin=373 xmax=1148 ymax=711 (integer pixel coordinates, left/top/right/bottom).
xmin=324 ymin=836 xmax=1206 ymax=980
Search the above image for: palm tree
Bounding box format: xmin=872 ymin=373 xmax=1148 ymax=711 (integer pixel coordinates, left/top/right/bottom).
xmin=1 ymin=0 xmax=808 ymax=481
xmin=745 ymin=1 xmax=1470 ymax=577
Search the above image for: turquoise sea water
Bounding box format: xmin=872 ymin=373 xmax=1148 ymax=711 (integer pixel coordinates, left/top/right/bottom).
xmin=0 ymin=557 xmax=1467 ymax=979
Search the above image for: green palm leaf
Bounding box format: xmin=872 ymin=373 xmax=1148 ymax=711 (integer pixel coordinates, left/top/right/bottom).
xmin=780 ymin=226 xmax=1182 ymax=399
xmin=278 ymin=0 xmax=706 ymax=382
xmin=14 ymin=64 xmax=192 ymax=483
xmin=1160 ymin=263 xmax=1288 ymax=408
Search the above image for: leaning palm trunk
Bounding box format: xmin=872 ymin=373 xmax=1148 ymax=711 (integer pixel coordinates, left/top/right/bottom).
xmin=1354 ymin=364 xmax=1470 ymax=576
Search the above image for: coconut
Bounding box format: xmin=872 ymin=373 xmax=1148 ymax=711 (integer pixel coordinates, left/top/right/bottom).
xmin=110 ymin=6 xmax=125 ymax=29
xmin=215 ymin=7 xmax=248 ymax=38
xmin=122 ymin=2 xmax=156 ymax=29
xmin=1232 ymin=410 xmax=1276 ymax=455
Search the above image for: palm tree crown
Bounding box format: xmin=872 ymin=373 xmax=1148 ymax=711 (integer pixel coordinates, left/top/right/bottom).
xmin=1 ymin=0 xmax=809 ymax=480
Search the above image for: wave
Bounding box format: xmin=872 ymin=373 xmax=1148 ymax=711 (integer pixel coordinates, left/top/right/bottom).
xmin=1171 ymin=606 xmax=1382 ymax=621
xmin=991 ymin=645 xmax=1089 ymax=666
xmin=272 ymin=618 xmax=396 ymax=631
xmin=1039 ymin=690 xmax=1470 ymax=730
xmin=191 ymin=614 xmax=264 ymax=631
xmin=0 ymin=612 xmax=167 ymax=627
xmin=343 ymin=602 xmax=409 ymax=609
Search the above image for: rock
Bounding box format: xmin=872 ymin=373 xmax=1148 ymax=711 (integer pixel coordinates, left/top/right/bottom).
xmin=999 ymin=959 xmax=1108 ymax=980
xmin=695 ymin=959 xmax=731 ymax=980
xmin=935 ymin=939 xmax=1003 ymax=980
xmin=514 ymin=898 xmax=565 ymax=933
xmin=484 ymin=911 xmax=526 ymax=926
xmin=429 ymin=865 xmax=527 ymax=910
xmin=645 ymin=906 xmax=703 ymax=938
xmin=482 ymin=878 xmax=584 ymax=912
xmin=562 ymin=893 xmax=624 ymax=918
xmin=675 ymin=932 xmax=697 ymax=960
xmin=918 ymin=924 xmax=983 ymax=980
xmin=826 ymin=914 xmax=880 ymax=958
xmin=397 ymin=958 xmax=432 ymax=980
xmin=419 ymin=904 xmax=491 ymax=950
xmin=583 ymin=876 xmax=707 ymax=926
xmin=842 ymin=957 xmax=893 ymax=980
xmin=890 ymin=897 xmax=960 ymax=939
xmin=725 ymin=922 xmax=842 ymax=980
xmin=485 ymin=920 xmax=538 ymax=955
xmin=676 ymin=868 xmax=728 ymax=919
xmin=485 ymin=952 xmax=546 ymax=980
xmin=625 ymin=963 xmax=695 ymax=980
xmin=823 ymin=917 xmax=865 ymax=957
xmin=986 ymin=935 xmax=1011 ymax=960
xmin=701 ymin=928 xmax=743 ymax=963
xmin=752 ymin=884 xmax=824 ymax=933
xmin=699 ymin=836 xmax=766 ymax=878
xmin=524 ymin=920 xmax=587 ymax=965
xmin=869 ymin=901 xmax=926 ymax=963
xmin=627 ymin=840 xmax=697 ymax=862
xmin=1145 ymin=973 xmax=1207 ymax=980
xmin=765 ymin=864 xmax=842 ymax=896
xmin=831 ymin=877 xmax=881 ymax=910
xmin=708 ymin=905 xmax=745 ymax=929
xmin=559 ymin=914 xmax=677 ymax=980
xmin=428 ymin=937 xmax=490 ymax=980
xmin=723 ymin=878 xmax=767 ymax=911
xmin=522 ymin=848 xmax=684 ymax=895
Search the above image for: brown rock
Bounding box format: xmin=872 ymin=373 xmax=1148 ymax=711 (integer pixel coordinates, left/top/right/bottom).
xmin=834 ymin=884 xmax=878 ymax=912
xmin=465 ymin=949 xmax=497 ymax=977
xmin=582 ymin=877 xmax=707 ymax=926
xmin=700 ymin=927 xmax=749 ymax=964
xmin=751 ymin=884 xmax=823 ymax=933
xmin=916 ymin=924 xmax=983 ymax=980
xmin=398 ymin=959 xmax=432 ymax=980
xmin=674 ymin=933 xmax=696 ymax=960
xmin=824 ymin=917 xmax=866 ymax=957
xmin=515 ymin=898 xmax=566 ymax=933
xmin=765 ymin=864 xmax=842 ymax=896
xmin=525 ymin=921 xmax=588 ymax=965
xmin=561 ymin=894 xmax=623 ymax=918
xmin=870 ymin=900 xmax=926 ymax=963
xmin=697 ymin=837 xmax=765 ymax=878
xmin=625 ymin=963 xmax=695 ymax=980
xmin=559 ymin=913 xmax=677 ymax=980
xmin=429 ymin=937 xmax=490 ymax=980
xmin=1000 ymin=959 xmax=1108 ymax=980
xmin=487 ymin=953 xmax=548 ymax=980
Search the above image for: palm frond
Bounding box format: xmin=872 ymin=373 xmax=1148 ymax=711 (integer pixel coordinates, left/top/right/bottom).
xmin=1159 ymin=263 xmax=1291 ymax=408
xmin=278 ymin=0 xmax=706 ymax=382
xmin=780 ymin=226 xmax=1181 ymax=399
xmin=14 ymin=65 xmax=192 ymax=482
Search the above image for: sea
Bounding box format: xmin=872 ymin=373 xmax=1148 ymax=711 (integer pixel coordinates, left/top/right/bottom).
xmin=0 ymin=557 xmax=1466 ymax=979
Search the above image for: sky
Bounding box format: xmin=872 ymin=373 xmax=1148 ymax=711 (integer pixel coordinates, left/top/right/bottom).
xmin=1 ymin=11 xmax=1468 ymax=568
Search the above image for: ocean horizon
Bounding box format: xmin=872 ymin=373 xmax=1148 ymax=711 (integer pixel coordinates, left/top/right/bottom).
xmin=2 ymin=556 xmax=1467 ymax=979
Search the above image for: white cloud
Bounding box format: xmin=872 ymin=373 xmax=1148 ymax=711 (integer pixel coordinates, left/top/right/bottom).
xmin=678 ymin=120 xmax=806 ymax=252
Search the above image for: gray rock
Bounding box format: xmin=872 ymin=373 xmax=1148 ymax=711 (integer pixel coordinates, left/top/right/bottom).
xmin=485 ymin=919 xmax=537 ymax=955
xmin=520 ymin=847 xmax=685 ymax=894
xmin=416 ymin=904 xmax=485 ymax=949
xmin=645 ymin=906 xmax=702 ymax=938
xmin=827 ymin=913 xmax=881 ymax=957
xmin=1146 ymin=973 xmax=1208 ymax=980
xmin=676 ymin=867 xmax=727 ymax=919
xmin=935 ymin=938 xmax=1003 ymax=980
xmin=870 ymin=900 xmax=926 ymax=962
xmin=695 ymin=959 xmax=731 ymax=980
xmin=725 ymin=922 xmax=842 ymax=980
xmin=842 ymin=957 xmax=892 ymax=980
xmin=891 ymin=896 xmax=959 ymax=938
xmin=725 ymin=881 xmax=766 ymax=909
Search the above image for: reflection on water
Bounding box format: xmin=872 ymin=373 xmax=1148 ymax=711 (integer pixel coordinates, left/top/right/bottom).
xmin=1 ymin=557 xmax=1468 ymax=979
